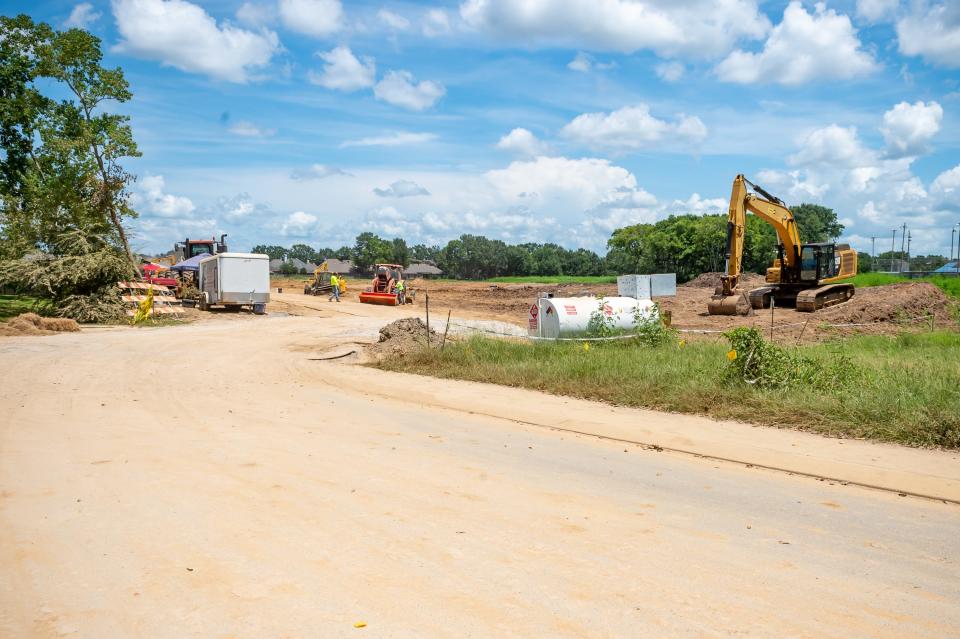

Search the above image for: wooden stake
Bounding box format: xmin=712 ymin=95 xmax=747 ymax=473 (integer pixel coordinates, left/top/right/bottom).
xmin=770 ymin=296 xmax=775 ymax=342
xmin=442 ymin=309 xmax=452 ymax=350
xmin=425 ymin=292 xmax=430 ymax=347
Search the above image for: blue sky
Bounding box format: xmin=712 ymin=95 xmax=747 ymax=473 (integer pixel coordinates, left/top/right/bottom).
xmin=6 ymin=0 xmax=960 ymax=257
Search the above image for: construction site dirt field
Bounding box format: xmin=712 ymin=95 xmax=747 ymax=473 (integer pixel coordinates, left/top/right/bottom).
xmin=2 ymin=300 xmax=960 ymax=637
xmin=396 ymin=275 xmax=957 ymax=342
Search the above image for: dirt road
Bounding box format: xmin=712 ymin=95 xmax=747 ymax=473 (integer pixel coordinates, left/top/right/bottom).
xmin=2 ymin=305 xmax=958 ymax=637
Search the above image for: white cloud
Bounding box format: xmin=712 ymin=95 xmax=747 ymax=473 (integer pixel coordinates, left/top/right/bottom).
xmin=486 ymin=156 xmax=648 ymax=215
xmin=459 ymin=0 xmax=770 ymax=58
xmin=236 ymin=2 xmax=274 ymax=27
xmin=278 ymin=0 xmax=343 ymax=37
xmin=931 ymin=165 xmax=960 ymax=212
xmin=856 ymin=0 xmax=898 ymax=23
xmin=132 ymin=175 xmax=195 ymax=217
xmin=378 ymin=8 xmax=410 ymax=30
xmin=897 ymin=2 xmax=960 ymax=68
xmin=215 ymin=193 xmax=273 ymax=221
xmin=881 ymin=101 xmax=943 ymax=158
xmin=858 ymin=201 xmax=882 ymax=222
xmin=566 ymin=52 xmax=615 ymax=73
xmin=422 ymin=8 xmax=452 ymax=37
xmin=655 ymin=61 xmax=685 ymax=82
xmin=788 ymin=125 xmax=871 ymax=168
xmin=339 ymin=132 xmax=437 ymax=148
xmin=281 ymin=211 xmax=319 ymax=236
xmin=568 ymin=52 xmax=592 ymax=72
xmin=755 ymin=169 xmax=828 ymax=201
xmin=373 ymin=70 xmax=445 ymax=110
xmin=112 ymin=0 xmax=281 ymax=83
xmin=308 ymin=46 xmax=376 ymax=91
xmin=753 ymin=103 xmax=960 ymax=254
xmin=560 ymin=104 xmax=707 ymax=151
xmin=290 ymin=164 xmax=350 ymax=180
xmin=716 ymin=2 xmax=878 ymax=85
xmin=373 ymin=180 xmax=431 ymax=197
xmin=669 ymin=193 xmax=727 ymax=214
xmin=228 ymin=120 xmax=276 ymax=137
xmin=496 ymin=128 xmax=549 ymax=157
xmin=64 ymin=3 xmax=102 ymax=28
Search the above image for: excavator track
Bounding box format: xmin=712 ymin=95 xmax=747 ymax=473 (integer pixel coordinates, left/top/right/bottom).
xmin=795 ymin=283 xmax=855 ymax=312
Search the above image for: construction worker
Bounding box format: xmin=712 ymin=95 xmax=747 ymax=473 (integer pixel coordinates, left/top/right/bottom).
xmin=395 ymin=278 xmax=405 ymax=304
xmin=329 ymin=273 xmax=340 ymax=302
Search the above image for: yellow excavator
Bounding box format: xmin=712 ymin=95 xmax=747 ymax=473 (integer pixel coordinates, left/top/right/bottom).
xmin=707 ymin=175 xmax=857 ymax=315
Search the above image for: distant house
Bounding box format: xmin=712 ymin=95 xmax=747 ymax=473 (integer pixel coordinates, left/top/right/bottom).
xmin=406 ymin=260 xmax=443 ymax=278
xmin=321 ymin=258 xmax=354 ymax=275
xmin=270 ymin=257 xmax=318 ymax=274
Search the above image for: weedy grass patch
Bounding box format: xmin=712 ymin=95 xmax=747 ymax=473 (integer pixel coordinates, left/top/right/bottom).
xmin=375 ymin=329 xmax=960 ymax=448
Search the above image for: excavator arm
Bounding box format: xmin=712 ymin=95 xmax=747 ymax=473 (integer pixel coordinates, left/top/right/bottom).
xmin=718 ymin=174 xmax=801 ymax=296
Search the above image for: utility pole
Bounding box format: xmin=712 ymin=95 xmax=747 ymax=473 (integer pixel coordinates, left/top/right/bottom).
xmin=899 ymin=223 xmax=907 ymax=273
xmin=870 ymin=236 xmax=876 ymax=272
xmin=951 ymin=226 xmax=956 ymax=269
xmin=906 ymin=230 xmax=911 ymax=273
xmin=890 ymin=228 xmax=897 ymax=273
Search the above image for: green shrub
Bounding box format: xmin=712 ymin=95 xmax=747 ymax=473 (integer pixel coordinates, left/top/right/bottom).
xmin=723 ymin=327 xmax=860 ymax=390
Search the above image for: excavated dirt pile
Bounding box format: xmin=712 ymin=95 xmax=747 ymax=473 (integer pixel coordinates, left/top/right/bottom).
xmin=0 ymin=313 xmax=81 ymax=337
xmin=682 ymin=272 xmax=768 ymax=289
xmin=366 ymin=317 xmax=440 ymax=358
xmin=819 ymin=282 xmax=954 ymax=325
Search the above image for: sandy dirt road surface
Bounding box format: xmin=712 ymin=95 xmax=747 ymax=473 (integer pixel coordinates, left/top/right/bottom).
xmin=2 ymin=297 xmax=959 ymax=637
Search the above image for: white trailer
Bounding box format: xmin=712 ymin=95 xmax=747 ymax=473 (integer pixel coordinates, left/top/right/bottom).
xmin=198 ymin=253 xmax=270 ymax=314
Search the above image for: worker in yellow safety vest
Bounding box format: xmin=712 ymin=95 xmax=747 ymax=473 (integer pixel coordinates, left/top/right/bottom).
xmin=329 ymin=274 xmax=341 ymax=302
xmin=395 ymin=279 xmax=405 ymax=304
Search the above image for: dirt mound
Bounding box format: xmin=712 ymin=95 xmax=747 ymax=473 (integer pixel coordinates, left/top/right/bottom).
xmin=683 ymin=272 xmax=768 ymax=290
xmin=820 ymin=282 xmax=953 ymax=325
xmin=684 ymin=272 xmax=725 ymax=288
xmin=366 ymin=317 xmax=440 ymax=358
xmin=0 ymin=313 xmax=81 ymax=337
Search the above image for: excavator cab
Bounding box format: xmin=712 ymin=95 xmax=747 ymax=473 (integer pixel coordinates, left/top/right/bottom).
xmin=799 ymin=243 xmax=840 ymax=282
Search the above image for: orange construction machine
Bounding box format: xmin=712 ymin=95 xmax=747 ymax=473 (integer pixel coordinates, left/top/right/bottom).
xmin=359 ymin=264 xmax=414 ymax=306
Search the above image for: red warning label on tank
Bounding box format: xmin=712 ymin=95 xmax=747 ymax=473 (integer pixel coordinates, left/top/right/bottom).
xmin=564 ymin=305 xmax=577 ymax=315
xmin=529 ymin=304 xmax=538 ymax=318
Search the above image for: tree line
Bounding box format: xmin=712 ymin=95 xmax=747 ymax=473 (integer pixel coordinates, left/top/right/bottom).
xmin=254 ymin=204 xmax=865 ymax=282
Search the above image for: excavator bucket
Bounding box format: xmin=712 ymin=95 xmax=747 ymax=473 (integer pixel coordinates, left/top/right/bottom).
xmin=707 ymin=294 xmax=741 ymax=315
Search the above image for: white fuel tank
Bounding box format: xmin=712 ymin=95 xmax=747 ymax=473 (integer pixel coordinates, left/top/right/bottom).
xmin=527 ymin=296 xmax=658 ymax=339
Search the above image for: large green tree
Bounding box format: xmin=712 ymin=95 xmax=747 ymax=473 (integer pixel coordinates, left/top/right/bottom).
xmin=391 ymin=237 xmax=409 ymax=267
xmin=352 ymin=232 xmax=394 ymax=271
xmin=287 ymin=243 xmax=318 ymax=263
xmin=1 ymin=16 xmax=140 ymax=269
xmin=251 ymin=244 xmax=287 ymax=260
xmin=791 ymin=203 xmax=844 ymax=243
xmin=606 ymin=214 xmax=778 ymax=282
xmin=0 ymin=15 xmax=142 ymax=319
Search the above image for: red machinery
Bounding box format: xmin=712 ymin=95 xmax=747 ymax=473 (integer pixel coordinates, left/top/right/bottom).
xmin=141 ymin=263 xmax=178 ymax=288
xmin=359 ymin=264 xmax=413 ymax=306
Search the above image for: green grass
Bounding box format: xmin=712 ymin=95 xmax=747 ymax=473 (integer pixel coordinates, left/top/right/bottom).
xmin=375 ymin=332 xmax=960 ymax=448
xmin=0 ymin=294 xmax=49 ymax=321
xmin=486 ymin=275 xmax=618 ymax=284
xmin=842 ymin=273 xmax=960 ymax=299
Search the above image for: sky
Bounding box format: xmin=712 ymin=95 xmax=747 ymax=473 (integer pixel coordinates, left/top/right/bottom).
xmin=6 ymin=0 xmax=960 ymax=257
